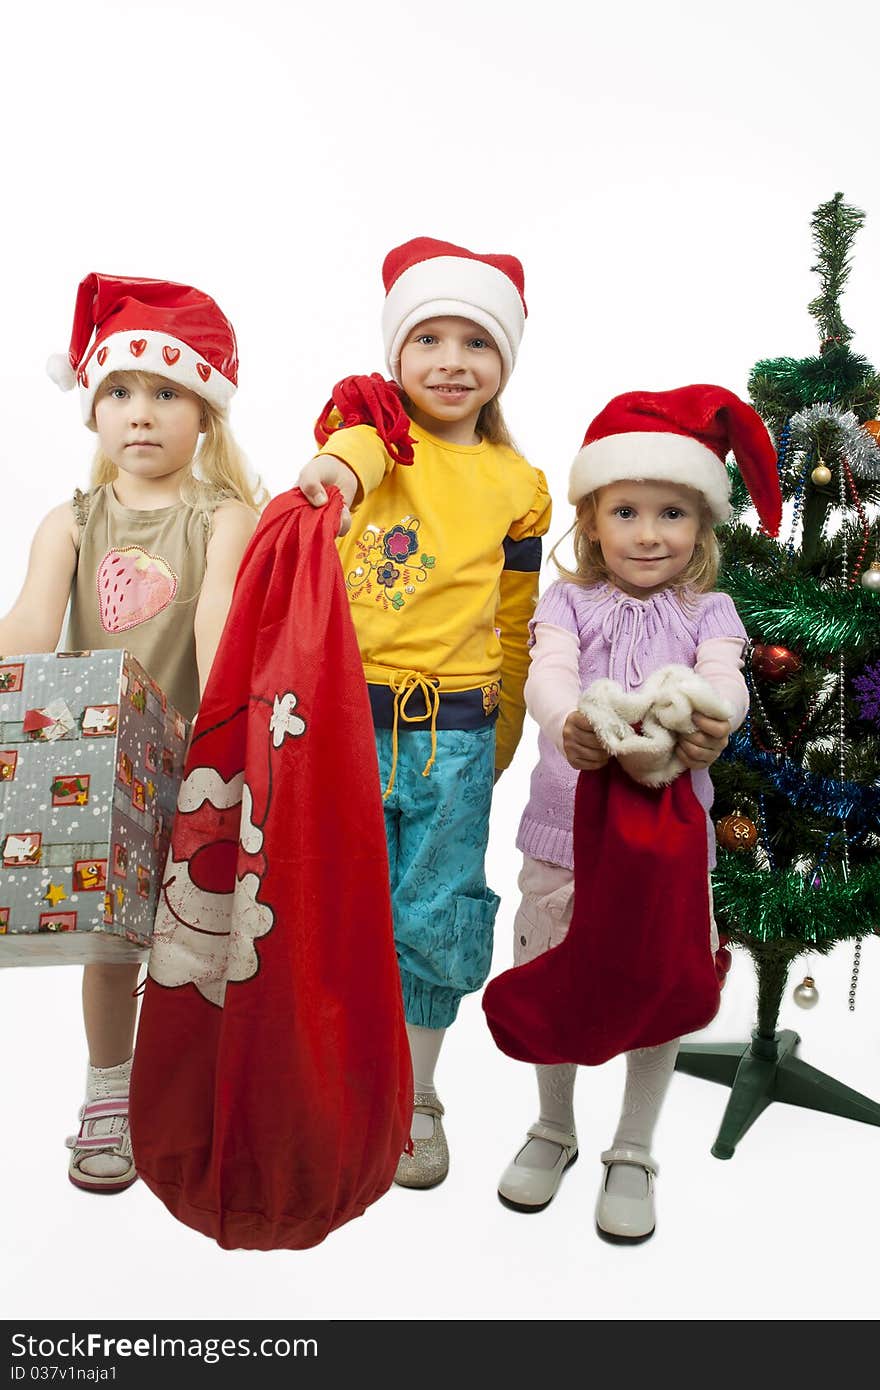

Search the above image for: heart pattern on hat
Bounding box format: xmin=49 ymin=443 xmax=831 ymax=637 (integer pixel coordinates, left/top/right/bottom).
xmin=52 ymin=274 xmax=239 ymax=421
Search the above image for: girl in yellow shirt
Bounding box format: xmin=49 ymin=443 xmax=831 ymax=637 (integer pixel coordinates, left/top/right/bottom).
xmin=298 ymin=238 xmax=550 ymax=1189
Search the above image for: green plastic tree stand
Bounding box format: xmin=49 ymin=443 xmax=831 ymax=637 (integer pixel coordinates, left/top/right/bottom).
xmin=675 ymin=1029 xmax=880 ymax=1159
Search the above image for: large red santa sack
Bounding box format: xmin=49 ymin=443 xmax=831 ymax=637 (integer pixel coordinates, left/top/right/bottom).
xmin=130 ymin=488 xmax=412 ymax=1250
xmin=483 ymin=759 xmax=721 ymax=1066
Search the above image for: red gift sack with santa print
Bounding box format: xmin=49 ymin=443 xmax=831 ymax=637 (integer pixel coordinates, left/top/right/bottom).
xmin=130 ymin=488 xmax=412 ymax=1250
xmin=483 ymin=759 xmax=721 ymax=1066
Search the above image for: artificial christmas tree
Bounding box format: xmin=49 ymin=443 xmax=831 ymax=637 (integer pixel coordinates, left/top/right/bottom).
xmin=676 ymin=194 xmax=880 ymax=1155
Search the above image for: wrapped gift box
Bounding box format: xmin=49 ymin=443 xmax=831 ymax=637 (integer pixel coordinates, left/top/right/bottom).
xmin=0 ymin=650 xmax=188 ymax=964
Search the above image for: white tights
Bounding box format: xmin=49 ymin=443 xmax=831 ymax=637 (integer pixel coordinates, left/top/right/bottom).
xmin=518 ymin=1040 xmax=680 ymax=1194
xmin=406 ymin=1023 xmax=446 ymax=1140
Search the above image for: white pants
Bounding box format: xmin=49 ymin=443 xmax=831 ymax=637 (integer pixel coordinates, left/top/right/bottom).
xmin=513 ymin=856 xmax=720 ymax=964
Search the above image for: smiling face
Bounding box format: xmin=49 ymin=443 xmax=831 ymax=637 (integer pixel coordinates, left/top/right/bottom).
xmin=93 ymin=371 xmax=203 ymax=482
xmin=398 ymin=316 xmax=503 ymax=444
xmin=587 ymin=478 xmax=703 ymax=597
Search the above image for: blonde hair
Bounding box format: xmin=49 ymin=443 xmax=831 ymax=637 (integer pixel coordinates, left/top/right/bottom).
xmin=475 ymin=395 xmax=517 ymax=449
xmin=551 ymin=487 xmax=721 ymax=595
xmin=89 ymin=371 xmax=268 ymax=515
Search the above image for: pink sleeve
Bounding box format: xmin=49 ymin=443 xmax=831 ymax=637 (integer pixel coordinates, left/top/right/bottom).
xmin=694 ymin=637 xmax=749 ymax=730
xmin=524 ymin=623 xmax=582 ymax=755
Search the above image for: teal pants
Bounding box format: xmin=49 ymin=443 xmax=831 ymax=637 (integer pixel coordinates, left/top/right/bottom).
xmin=375 ymin=725 xmax=499 ymax=1029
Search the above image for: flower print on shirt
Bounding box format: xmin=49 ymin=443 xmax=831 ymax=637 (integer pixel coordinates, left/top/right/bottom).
xmin=345 ymin=514 xmax=436 ymax=613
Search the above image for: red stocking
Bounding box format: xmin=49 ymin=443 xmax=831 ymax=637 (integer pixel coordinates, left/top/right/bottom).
xmin=484 ymin=759 xmax=721 ymax=1066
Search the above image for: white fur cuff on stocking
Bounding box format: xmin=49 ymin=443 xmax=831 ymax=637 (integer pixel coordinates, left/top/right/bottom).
xmin=579 ymin=664 xmax=733 ymax=786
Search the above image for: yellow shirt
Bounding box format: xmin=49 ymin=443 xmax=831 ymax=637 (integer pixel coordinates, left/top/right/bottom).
xmin=319 ymin=421 xmax=551 ymax=769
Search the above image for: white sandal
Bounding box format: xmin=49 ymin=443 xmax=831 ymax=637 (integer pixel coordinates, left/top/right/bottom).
xmin=595 ymin=1145 xmax=658 ymax=1243
xmin=497 ymin=1121 xmax=578 ymax=1212
xmin=66 ymin=1096 xmax=137 ymax=1194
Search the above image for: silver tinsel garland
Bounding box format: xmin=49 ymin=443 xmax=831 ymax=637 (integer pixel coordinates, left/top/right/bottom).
xmin=787 ymin=403 xmax=880 ymax=479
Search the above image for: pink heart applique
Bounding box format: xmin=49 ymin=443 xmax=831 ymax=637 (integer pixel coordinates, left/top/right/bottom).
xmin=162 ymin=346 xmax=181 ymax=365
xmin=130 ymin=339 xmax=147 ymax=358
xmin=97 ymin=547 xmax=178 ymax=633
xmin=196 ymin=363 xmax=211 ymax=382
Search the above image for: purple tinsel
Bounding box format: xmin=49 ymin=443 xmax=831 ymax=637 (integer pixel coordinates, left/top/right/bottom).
xmin=853 ymin=660 xmax=880 ymax=726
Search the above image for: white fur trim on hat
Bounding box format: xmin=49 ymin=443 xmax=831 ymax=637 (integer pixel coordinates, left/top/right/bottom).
xmin=568 ymin=431 xmax=731 ymax=521
xmin=76 ymin=330 xmax=236 ymax=428
xmin=382 ymin=255 xmax=525 ymax=388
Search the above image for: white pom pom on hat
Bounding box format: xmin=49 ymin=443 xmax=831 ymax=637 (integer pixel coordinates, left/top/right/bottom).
xmin=46 ymin=352 xmax=76 ymax=392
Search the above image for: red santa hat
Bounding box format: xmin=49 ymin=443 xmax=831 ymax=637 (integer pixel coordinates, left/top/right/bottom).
xmin=568 ymin=384 xmax=782 ymax=537
xmin=47 ymin=273 xmax=238 ymax=428
xmin=381 ymin=237 xmax=527 ymax=389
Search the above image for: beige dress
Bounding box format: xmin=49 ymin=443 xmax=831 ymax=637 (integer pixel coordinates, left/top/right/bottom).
xmin=65 ymin=484 xmax=213 ymax=720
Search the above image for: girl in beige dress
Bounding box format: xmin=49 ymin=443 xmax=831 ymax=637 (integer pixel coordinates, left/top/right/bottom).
xmin=0 ymin=273 xmax=266 ymax=1193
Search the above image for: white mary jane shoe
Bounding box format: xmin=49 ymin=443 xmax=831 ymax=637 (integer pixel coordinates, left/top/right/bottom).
xmin=497 ymin=1121 xmax=578 ymax=1213
xmin=595 ymin=1146 xmax=658 ymax=1244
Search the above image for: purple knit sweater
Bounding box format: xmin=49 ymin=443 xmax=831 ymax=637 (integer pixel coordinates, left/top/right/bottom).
xmin=516 ymin=581 xmax=748 ymax=871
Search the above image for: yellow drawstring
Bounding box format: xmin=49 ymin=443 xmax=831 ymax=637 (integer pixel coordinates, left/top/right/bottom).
xmin=383 ymin=670 xmax=441 ymax=800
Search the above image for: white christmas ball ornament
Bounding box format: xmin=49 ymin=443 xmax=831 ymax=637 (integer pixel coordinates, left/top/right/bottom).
xmin=793 ymin=976 xmax=819 ymax=1009
xmin=859 ymin=561 xmax=880 ymax=593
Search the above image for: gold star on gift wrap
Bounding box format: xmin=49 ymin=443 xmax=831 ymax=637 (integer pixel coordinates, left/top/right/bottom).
xmin=76 ymin=792 xmax=88 ymax=805
xmin=115 ymin=886 xmax=125 ymax=907
xmin=44 ymin=883 xmax=67 ymax=907
xmin=145 ymin=779 xmax=157 ymax=800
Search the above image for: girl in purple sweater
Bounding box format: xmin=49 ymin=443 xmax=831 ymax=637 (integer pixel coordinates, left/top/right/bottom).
xmin=493 ymin=385 xmax=781 ymax=1242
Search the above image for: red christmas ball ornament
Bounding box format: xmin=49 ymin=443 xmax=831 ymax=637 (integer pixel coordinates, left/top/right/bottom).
xmin=751 ymin=643 xmax=802 ymax=681
xmin=716 ymin=813 xmax=758 ymax=852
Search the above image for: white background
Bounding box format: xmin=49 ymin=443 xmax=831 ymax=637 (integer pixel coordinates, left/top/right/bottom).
xmin=1 ymin=0 xmax=879 ymax=1323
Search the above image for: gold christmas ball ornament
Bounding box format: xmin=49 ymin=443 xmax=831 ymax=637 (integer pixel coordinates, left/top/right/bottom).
xmin=859 ymin=561 xmax=880 ymax=593
xmin=810 ymin=462 xmax=832 ymax=486
xmin=793 ymin=976 xmax=819 ymax=1009
xmin=715 ymin=812 xmax=758 ymax=852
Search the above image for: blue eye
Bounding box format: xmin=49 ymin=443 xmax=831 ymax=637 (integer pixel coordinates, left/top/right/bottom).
xmin=157 ymin=389 xmax=176 ymax=401
xmin=110 ymin=387 xmax=128 ymax=400
xmin=468 ymin=338 xmax=488 ymax=350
